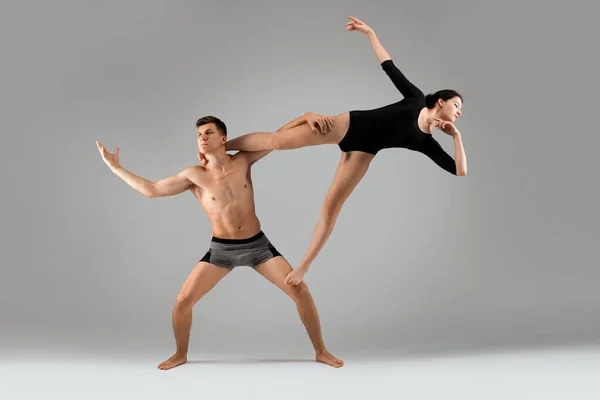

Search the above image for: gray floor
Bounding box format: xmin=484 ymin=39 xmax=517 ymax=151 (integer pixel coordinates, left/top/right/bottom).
xmin=3 ymin=345 xmax=599 ymax=399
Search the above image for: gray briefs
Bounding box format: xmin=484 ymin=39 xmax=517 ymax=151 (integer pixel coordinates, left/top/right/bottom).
xmin=199 ymin=230 xmax=282 ymax=269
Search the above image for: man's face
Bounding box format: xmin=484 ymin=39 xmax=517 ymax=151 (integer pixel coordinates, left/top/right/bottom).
xmin=197 ymin=123 xmax=226 ymax=153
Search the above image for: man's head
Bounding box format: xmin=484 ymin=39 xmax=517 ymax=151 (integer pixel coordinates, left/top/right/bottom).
xmin=196 ymin=116 xmax=227 ymax=156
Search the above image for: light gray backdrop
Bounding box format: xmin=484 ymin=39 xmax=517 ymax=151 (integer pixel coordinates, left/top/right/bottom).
xmin=1 ymin=0 xmax=598 ymax=360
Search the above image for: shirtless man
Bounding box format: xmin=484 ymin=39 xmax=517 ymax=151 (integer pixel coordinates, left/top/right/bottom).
xmin=95 ymin=115 xmax=343 ymax=370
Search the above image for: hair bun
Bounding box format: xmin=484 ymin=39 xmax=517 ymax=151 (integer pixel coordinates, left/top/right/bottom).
xmin=425 ymin=93 xmax=436 ymax=108
xmin=424 ymin=90 xmax=462 ymax=109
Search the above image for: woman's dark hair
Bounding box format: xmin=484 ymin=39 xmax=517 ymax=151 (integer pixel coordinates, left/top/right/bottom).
xmin=425 ymin=89 xmax=463 ymax=109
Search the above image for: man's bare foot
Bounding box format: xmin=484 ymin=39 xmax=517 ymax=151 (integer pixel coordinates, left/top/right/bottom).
xmin=157 ymin=353 xmax=187 ymax=370
xmin=316 ymin=350 xmax=344 ymax=368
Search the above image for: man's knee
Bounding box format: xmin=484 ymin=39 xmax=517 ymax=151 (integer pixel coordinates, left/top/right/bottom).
xmin=289 ymin=281 xmax=310 ymax=302
xmin=175 ymin=293 xmax=195 ymax=310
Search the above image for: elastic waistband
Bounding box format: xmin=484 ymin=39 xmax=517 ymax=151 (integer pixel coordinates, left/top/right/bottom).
xmin=211 ymin=230 xmax=265 ymax=244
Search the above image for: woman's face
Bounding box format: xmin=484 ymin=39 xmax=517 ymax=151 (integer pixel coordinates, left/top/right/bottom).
xmin=440 ymin=96 xmax=463 ymax=122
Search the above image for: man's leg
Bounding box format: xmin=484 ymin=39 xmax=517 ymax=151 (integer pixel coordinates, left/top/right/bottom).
xmin=254 ymin=256 xmax=344 ymax=368
xmin=158 ymin=261 xmax=230 ymax=370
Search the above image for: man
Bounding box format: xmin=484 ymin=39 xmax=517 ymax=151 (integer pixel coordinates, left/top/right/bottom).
xmin=96 ymin=115 xmax=343 ymax=370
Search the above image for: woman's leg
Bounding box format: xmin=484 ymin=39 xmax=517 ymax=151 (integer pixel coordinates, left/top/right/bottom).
xmin=226 ymin=113 xmax=350 ymax=152
xmin=285 ymin=150 xmax=375 ymax=285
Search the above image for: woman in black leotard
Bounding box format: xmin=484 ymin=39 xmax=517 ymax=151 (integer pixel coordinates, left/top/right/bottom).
xmin=225 ymin=16 xmax=468 ymax=285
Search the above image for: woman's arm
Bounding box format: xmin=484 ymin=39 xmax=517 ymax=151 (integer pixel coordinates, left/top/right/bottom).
xmin=420 ymin=132 xmax=467 ymax=176
xmin=346 ymin=16 xmax=423 ymax=99
xmin=452 ymin=132 xmax=467 ymax=176
xmin=275 ymin=112 xmax=333 ymax=133
xmin=435 ymin=119 xmax=467 ymax=176
xmin=275 ymin=113 xmax=309 ymax=132
xmin=367 ymin=31 xmax=391 ymax=63
xmin=346 ymin=16 xmax=390 ymax=63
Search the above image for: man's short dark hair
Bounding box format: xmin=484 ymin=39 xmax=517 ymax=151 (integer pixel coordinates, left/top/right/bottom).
xmin=196 ymin=115 xmax=227 ymax=136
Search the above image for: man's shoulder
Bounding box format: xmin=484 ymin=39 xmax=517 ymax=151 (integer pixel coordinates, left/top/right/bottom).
xmin=230 ymin=150 xmax=248 ymax=159
xmin=179 ymin=164 xmax=207 ymax=179
xmin=229 ymin=151 xmax=255 ymax=166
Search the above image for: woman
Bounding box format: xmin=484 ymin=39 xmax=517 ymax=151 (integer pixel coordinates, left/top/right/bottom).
xmin=225 ymin=16 xmax=468 ymax=286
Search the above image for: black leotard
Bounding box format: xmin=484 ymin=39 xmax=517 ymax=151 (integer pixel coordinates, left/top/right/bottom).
xmin=338 ymin=59 xmax=457 ymax=175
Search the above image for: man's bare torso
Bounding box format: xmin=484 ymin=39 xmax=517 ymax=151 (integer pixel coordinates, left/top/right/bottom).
xmin=184 ymin=153 xmax=260 ymax=239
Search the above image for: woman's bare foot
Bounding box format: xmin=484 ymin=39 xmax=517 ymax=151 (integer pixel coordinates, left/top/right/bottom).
xmin=316 ymin=350 xmax=344 ymax=368
xmin=157 ymin=353 xmax=188 ymax=370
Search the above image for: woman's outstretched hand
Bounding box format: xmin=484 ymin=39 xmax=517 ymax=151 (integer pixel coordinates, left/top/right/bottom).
xmin=344 ymin=16 xmax=373 ymax=35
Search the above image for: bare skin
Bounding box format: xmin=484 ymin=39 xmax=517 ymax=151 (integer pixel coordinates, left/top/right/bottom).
xmin=254 ymin=256 xmax=343 ymax=368
xmin=96 ymin=121 xmax=342 ymax=370
xmin=225 ymin=16 xmax=468 ymax=286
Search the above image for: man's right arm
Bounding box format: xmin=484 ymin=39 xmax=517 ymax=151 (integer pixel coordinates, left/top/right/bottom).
xmin=111 ymin=166 xmax=195 ymax=198
xmin=96 ymin=141 xmax=195 ymax=198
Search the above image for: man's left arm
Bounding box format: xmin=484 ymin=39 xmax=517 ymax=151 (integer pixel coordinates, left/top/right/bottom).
xmin=242 ymin=149 xmax=272 ymax=166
